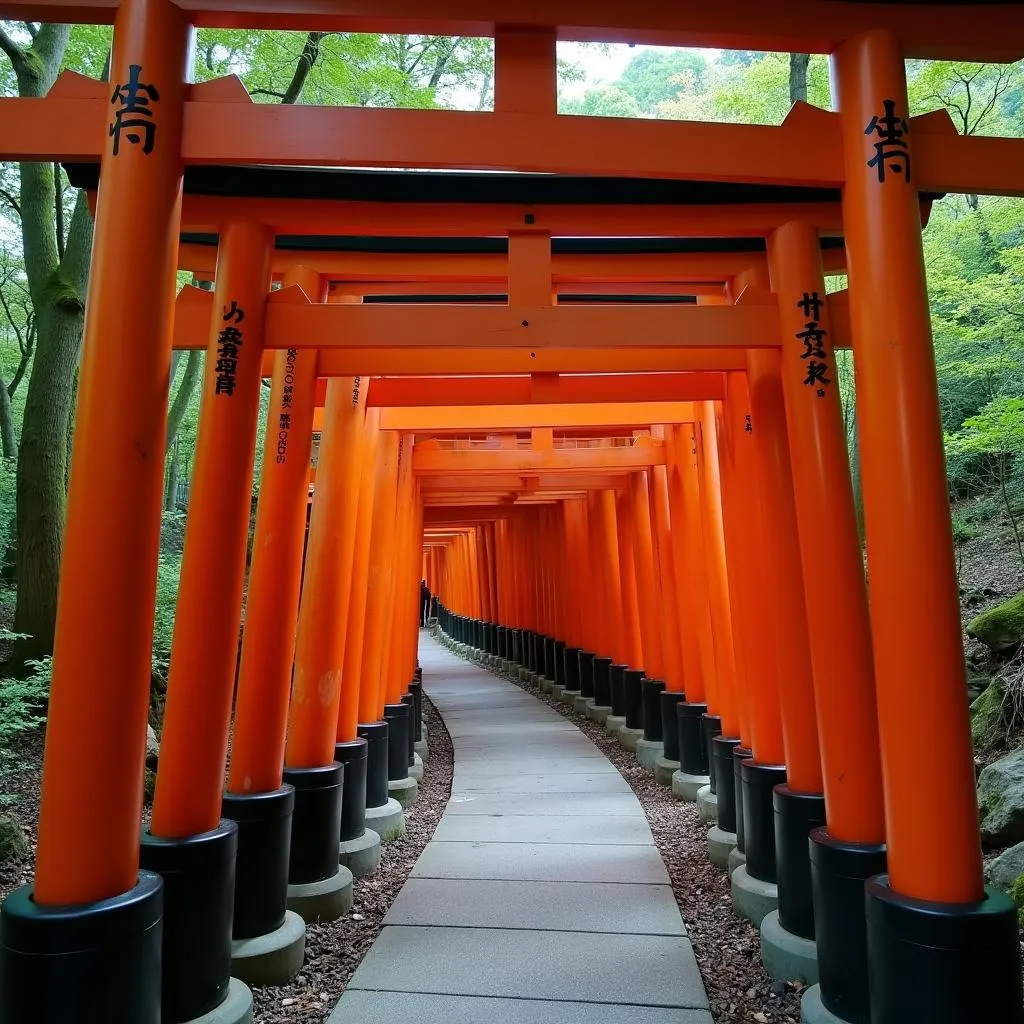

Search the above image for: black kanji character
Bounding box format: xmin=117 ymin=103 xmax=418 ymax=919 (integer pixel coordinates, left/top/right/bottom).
xmin=796 ymin=321 xmax=828 ymax=360
xmin=215 ymin=358 xmax=237 ymax=374
xmin=109 ymin=64 xmax=160 ymax=156
xmin=797 ymin=292 xmax=824 ymax=321
xmin=215 ymin=375 xmax=236 ymax=396
xmin=223 ymin=301 xmax=245 ymax=324
xmin=803 ymin=360 xmax=832 ymax=390
xmin=864 ymin=98 xmax=910 ymax=184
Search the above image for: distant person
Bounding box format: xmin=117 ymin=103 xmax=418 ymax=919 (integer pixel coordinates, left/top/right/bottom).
xmin=420 ymin=579 xmax=432 ymax=627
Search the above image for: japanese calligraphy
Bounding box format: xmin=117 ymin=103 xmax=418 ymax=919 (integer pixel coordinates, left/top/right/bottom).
xmin=744 ymin=414 xmax=753 ymax=434
xmin=795 ymin=292 xmax=831 ymax=397
xmin=864 ymin=98 xmax=910 ymax=184
xmin=352 ymin=376 xmax=362 ymax=408
xmin=109 ymin=64 xmax=160 ymax=157
xmin=276 ymin=349 xmax=298 ymax=464
xmin=214 ymin=302 xmax=245 ymax=397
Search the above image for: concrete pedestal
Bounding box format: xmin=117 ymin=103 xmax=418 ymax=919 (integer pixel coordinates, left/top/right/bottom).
xmin=366 ymin=798 xmax=405 ymax=841
xmin=587 ymin=704 xmax=612 ymax=725
xmin=409 ymin=753 xmax=424 ymax=782
xmin=573 ymin=695 xmax=592 ymax=715
xmin=414 ymin=739 xmax=429 ymax=760
xmin=636 ymin=738 xmax=663 ymax=769
xmin=618 ymin=726 xmax=644 ymax=752
xmin=728 ymin=847 xmax=747 ymax=876
xmin=605 ymin=714 xmax=626 ymax=737
xmin=339 ymin=828 xmax=381 ymax=877
xmin=707 ymin=826 xmax=737 ymax=869
xmin=231 ymin=910 xmax=306 ymax=987
xmin=551 ymin=683 xmax=566 ymax=700
xmin=287 ymin=866 xmax=354 ymax=924
xmin=540 ymin=676 xmax=554 ymax=693
xmin=760 ymin=910 xmax=818 ymax=985
xmin=560 ymin=688 xmax=581 ymax=707
xmin=388 ymin=776 xmax=418 ymax=809
xmin=189 ymin=977 xmax=254 ymax=1024
xmin=731 ymin=865 xmax=779 ymax=927
xmin=654 ymin=757 xmax=680 ymax=787
xmin=695 ymin=784 xmax=718 ymax=821
xmin=801 ymin=984 xmax=853 ymax=1024
xmin=674 ymin=771 xmax=711 ymax=802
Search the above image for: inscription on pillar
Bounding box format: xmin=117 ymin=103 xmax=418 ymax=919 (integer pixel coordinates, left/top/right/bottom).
xmin=864 ymin=99 xmax=911 ymax=184
xmin=352 ymin=375 xmax=361 ymax=407
xmin=109 ymin=64 xmax=160 ymax=156
xmin=275 ymin=349 xmax=298 ymax=463
xmin=214 ymin=302 xmax=245 ymax=396
xmin=795 ymin=291 xmax=831 ymax=398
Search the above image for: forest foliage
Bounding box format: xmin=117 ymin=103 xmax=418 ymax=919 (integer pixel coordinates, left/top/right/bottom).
xmin=0 ymin=30 xmax=1019 ymax=712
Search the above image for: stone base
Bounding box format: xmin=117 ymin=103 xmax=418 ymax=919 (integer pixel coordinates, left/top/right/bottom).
xmin=695 ymin=784 xmax=718 ymax=821
xmin=573 ymin=695 xmax=592 ymax=715
xmin=636 ymin=738 xmax=663 ymax=769
xmin=760 ymin=910 xmax=819 ymax=985
xmin=366 ymin=798 xmax=406 ymax=841
xmin=414 ymin=739 xmax=429 ymax=760
xmin=587 ymin=704 xmax=612 ymax=725
xmin=388 ymin=776 xmax=418 ymax=809
xmin=801 ymin=984 xmax=853 ymax=1024
xmin=231 ymin=910 xmax=306 ymax=987
xmin=707 ymin=826 xmax=737 ymax=869
xmin=560 ymin=688 xmax=582 ymax=707
xmin=605 ymin=714 xmax=626 ymax=737
xmin=187 ymin=976 xmax=254 ymax=1024
xmin=287 ymin=866 xmax=354 ymax=924
xmin=552 ymin=683 xmax=566 ymax=700
xmin=409 ymin=753 xmax=424 ymax=782
xmin=654 ymin=756 xmax=680 ymax=786
xmin=339 ymin=828 xmax=382 ymax=877
xmin=674 ymin=771 xmax=711 ymax=803
xmin=728 ymin=847 xmax=747 ymax=876
xmin=618 ymin=726 xmax=645 ymax=752
xmin=731 ymin=865 xmax=779 ymax=927
xmin=540 ymin=676 xmax=554 ymax=693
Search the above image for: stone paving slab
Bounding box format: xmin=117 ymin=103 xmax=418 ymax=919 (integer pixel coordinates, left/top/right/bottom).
xmin=444 ymin=791 xmax=646 ymax=817
xmin=451 ymin=772 xmax=632 ymax=795
xmin=346 ymin=925 xmax=708 ymax=1009
xmin=329 ymin=990 xmax=713 ymax=1024
xmin=384 ymin=877 xmax=685 ymax=934
xmin=452 ymin=755 xmax=617 ymax=776
xmin=433 ymin=812 xmax=653 ymax=845
xmin=411 ymin=840 xmax=670 ymax=883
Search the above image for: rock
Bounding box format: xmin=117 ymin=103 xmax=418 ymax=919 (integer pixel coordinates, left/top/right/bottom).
xmin=0 ymin=815 xmax=30 ymax=865
xmin=967 ymin=591 xmax=1024 ymax=654
xmin=988 ymin=841 xmax=1024 ymax=892
xmin=143 ymin=767 xmax=157 ymax=806
xmin=971 ymin=680 xmax=1007 ymax=751
xmin=146 ymin=724 xmax=159 ymax=770
xmin=978 ymin=747 xmax=1024 ymax=848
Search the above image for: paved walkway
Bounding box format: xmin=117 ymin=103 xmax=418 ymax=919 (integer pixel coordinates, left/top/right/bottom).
xmin=329 ymin=632 xmax=711 ymax=1024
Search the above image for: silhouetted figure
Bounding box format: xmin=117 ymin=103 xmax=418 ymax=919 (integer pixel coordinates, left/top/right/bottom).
xmin=420 ymin=579 xmax=432 ymax=627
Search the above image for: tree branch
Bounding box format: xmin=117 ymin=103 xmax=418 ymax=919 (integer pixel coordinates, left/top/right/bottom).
xmin=53 ymin=163 xmax=65 ymax=262
xmin=0 ymin=25 xmax=25 ymax=70
xmin=23 ymin=21 xmax=36 ymax=39
xmin=0 ymin=187 xmax=21 ymax=218
xmin=250 ymin=87 xmax=286 ymax=99
xmin=281 ymin=30 xmax=325 ymax=104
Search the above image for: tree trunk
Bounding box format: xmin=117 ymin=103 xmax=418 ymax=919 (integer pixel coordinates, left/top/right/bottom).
xmin=164 ymin=440 xmax=180 ymax=512
xmin=789 ymin=52 xmax=810 ymax=106
xmin=165 ymin=349 xmax=201 ymax=450
xmin=0 ymin=374 xmax=18 ymax=459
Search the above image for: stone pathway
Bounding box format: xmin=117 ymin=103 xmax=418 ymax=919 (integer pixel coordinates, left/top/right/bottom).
xmin=328 ymin=633 xmax=711 ymax=1024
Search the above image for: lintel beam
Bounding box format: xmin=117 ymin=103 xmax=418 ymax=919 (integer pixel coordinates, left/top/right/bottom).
xmin=380 ymin=402 xmax=694 ymax=432
xmin=412 ymin=444 xmax=665 ymax=474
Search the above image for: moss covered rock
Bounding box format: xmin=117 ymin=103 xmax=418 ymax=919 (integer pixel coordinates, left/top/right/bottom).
xmin=0 ymin=815 xmax=29 ymax=866
xmin=979 ymin=747 xmax=1024 ymax=848
xmin=972 ymin=680 xmax=1008 ymax=752
xmin=1011 ymin=875 xmax=1024 ymax=928
xmin=989 ymin=841 xmax=1024 ymax=892
xmin=968 ymin=591 xmax=1024 ymax=654
xmin=143 ymin=767 xmax=157 ymax=806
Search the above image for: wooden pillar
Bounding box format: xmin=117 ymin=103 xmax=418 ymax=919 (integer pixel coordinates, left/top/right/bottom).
xmin=629 ymin=471 xmax=664 ymax=680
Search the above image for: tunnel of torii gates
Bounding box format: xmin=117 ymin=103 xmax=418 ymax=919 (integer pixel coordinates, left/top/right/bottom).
xmin=0 ymin=2 xmax=1023 ymax=1024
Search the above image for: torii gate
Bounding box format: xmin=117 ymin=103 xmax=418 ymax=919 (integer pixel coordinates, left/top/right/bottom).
xmin=0 ymin=4 xmax=1022 ymax=1024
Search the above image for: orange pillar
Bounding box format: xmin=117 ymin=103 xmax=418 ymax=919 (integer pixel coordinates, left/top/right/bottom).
xmin=384 ymin=435 xmax=416 ymax=705
xmin=615 ymin=491 xmax=644 ymax=670
xmin=151 ymin=223 xmax=273 ymax=838
xmin=768 ymin=220 xmax=884 ymax=843
xmin=226 ymin=268 xmax=321 ymax=796
xmin=833 ymin=31 xmax=982 ymax=905
xmin=285 ymin=375 xmax=368 ymax=770
xmin=650 ymin=440 xmax=685 ymax=693
xmin=595 ymin=490 xmax=625 ymax=663
xmin=629 ymin=471 xmax=664 ymax=681
xmin=34 ymin=0 xmax=190 ymax=904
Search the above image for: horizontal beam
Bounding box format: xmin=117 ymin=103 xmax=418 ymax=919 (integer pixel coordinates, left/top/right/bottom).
xmin=413 ymin=444 xmax=664 ymax=474
xmin=0 ymin=0 xmax=1014 ymax=60
xmin=381 ymin=402 xmax=694 ymax=432
xmin=367 ymin=374 xmax=724 ymax=407
xmin=420 ymin=472 xmax=628 ymax=491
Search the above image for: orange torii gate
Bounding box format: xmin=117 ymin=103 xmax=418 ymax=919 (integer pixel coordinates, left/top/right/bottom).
xmin=0 ymin=3 xmax=1021 ymax=1024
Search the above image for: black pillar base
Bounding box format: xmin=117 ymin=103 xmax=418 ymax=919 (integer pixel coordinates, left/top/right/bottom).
xmin=773 ymin=785 xmax=826 ymax=939
xmin=284 ymin=762 xmax=345 ymax=886
xmin=740 ymin=761 xmax=786 ymax=883
xmin=703 ymin=713 xmax=723 ymax=791
xmin=0 ymin=872 xmax=163 ymax=1024
xmin=563 ymin=647 xmax=581 ymax=692
xmin=677 ymin=702 xmax=709 ymax=776
xmin=593 ymin=657 xmax=613 ymax=707
xmin=383 ymin=704 xmax=410 ymax=781
xmin=358 ymin=721 xmax=390 ymax=808
xmin=866 ymin=875 xmax=1023 ymax=1024
xmin=139 ymin=823 xmax=235 ymax=1024
xmin=408 ymin=681 xmax=423 ymax=743
xmin=400 ymin=693 xmax=415 ymax=766
xmin=553 ymin=640 xmax=566 ymax=687
xmin=641 ymin=678 xmax=666 ymax=741
xmin=578 ymin=651 xmax=595 ymax=699
xmin=660 ymin=691 xmax=686 ymax=762
xmin=511 ymin=629 xmax=522 ymax=667
xmin=712 ymin=736 xmax=742 ymax=834
xmin=624 ymin=669 xmax=645 ymax=729
xmin=609 ymin=664 xmax=627 ymax=716
xmin=222 ymin=785 xmax=294 ymax=939
xmin=335 ymin=739 xmax=369 ymax=841
xmin=544 ymin=636 xmax=557 ymax=681
xmin=732 ymin=746 xmax=752 ymax=853
xmin=809 ymin=828 xmax=886 ymax=1024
